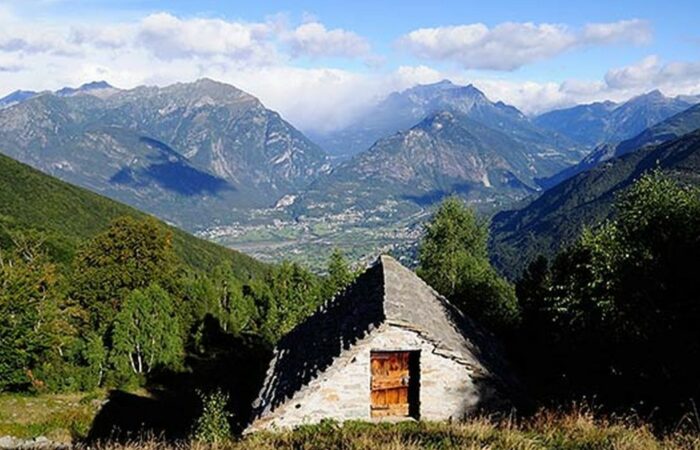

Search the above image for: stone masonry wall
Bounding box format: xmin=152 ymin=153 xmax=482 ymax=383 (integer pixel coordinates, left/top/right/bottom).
xmin=246 ymin=324 xmax=480 ymax=432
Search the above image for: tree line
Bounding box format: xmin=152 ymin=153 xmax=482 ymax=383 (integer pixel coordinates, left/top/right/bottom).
xmin=417 ymin=171 xmax=700 ymax=417
xmin=0 ymin=216 xmax=355 ymax=392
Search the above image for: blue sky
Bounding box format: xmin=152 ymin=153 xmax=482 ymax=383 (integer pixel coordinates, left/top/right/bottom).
xmin=1 ymin=0 xmax=699 ymax=131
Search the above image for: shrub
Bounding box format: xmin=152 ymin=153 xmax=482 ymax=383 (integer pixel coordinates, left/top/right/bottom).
xmin=193 ymin=389 xmax=232 ymax=444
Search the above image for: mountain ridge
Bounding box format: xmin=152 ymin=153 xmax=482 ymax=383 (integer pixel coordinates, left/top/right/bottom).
xmin=0 ymin=78 xmax=329 ymax=229
xmin=534 ymin=90 xmax=696 ymax=149
xmin=490 ymin=127 xmax=700 ymax=279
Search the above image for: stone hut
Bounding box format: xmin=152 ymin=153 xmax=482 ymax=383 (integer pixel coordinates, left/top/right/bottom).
xmin=246 ymin=255 xmax=518 ymax=432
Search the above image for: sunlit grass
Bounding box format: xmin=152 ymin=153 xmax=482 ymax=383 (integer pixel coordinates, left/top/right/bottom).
xmin=94 ymin=409 xmax=700 ymax=450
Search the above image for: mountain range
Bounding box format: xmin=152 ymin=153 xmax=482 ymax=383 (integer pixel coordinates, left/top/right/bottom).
xmin=2 ymin=77 xmax=700 ymax=270
xmin=490 ymin=104 xmax=700 ymax=278
xmin=538 ymin=103 xmax=700 ymax=188
xmin=0 ymin=79 xmax=328 ymax=229
xmin=289 ymin=81 xmax=591 ymax=224
xmin=310 ymin=80 xmax=582 ymax=161
xmin=534 ymin=90 xmax=696 ymax=149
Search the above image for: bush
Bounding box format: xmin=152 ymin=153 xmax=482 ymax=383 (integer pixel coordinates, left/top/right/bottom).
xmin=193 ymin=389 xmax=232 ymax=444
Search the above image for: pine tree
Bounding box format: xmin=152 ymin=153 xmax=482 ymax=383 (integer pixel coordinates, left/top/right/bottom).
xmin=322 ymin=249 xmax=354 ymax=300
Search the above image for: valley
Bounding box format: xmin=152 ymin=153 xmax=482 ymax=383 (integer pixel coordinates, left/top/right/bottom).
xmin=197 ymin=206 xmax=426 ymax=269
xmin=1 ymin=78 xmax=699 ymax=274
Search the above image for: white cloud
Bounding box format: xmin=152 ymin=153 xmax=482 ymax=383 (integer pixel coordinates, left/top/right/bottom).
xmin=605 ymin=55 xmax=700 ymax=92
xmin=582 ymin=19 xmax=652 ymax=45
xmin=0 ymin=6 xmax=697 ymax=134
xmin=283 ymin=21 xmax=370 ymax=58
xmin=136 ymin=13 xmax=276 ymax=63
xmin=473 ymin=55 xmax=700 ymax=115
xmin=399 ymin=19 xmax=652 ymax=70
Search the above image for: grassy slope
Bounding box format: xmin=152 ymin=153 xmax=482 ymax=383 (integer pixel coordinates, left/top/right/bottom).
xmin=0 ymin=392 xmax=101 ymax=442
xmin=0 ymin=152 xmax=267 ymax=278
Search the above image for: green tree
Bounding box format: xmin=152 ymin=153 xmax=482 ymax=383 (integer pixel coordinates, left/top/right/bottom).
xmin=515 ymin=171 xmax=700 ymax=405
xmin=417 ymin=196 xmax=519 ymax=331
xmin=193 ymin=389 xmax=232 ymax=443
xmin=111 ymin=284 xmax=183 ymax=375
xmin=72 ymin=216 xmax=178 ymax=329
xmin=210 ymin=263 xmax=255 ymax=334
xmin=322 ymin=249 xmax=355 ymax=300
xmin=82 ymin=332 xmax=107 ymax=389
xmin=0 ymin=237 xmax=65 ymax=390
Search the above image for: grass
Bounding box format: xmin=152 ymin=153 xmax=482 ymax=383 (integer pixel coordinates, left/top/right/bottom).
xmin=91 ymin=410 xmax=700 ymax=450
xmin=0 ymin=392 xmax=103 ymax=443
xmin=3 ymin=392 xmax=700 ymax=448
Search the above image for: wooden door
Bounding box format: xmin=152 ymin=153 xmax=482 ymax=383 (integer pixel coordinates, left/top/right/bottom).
xmin=370 ymin=351 xmax=412 ymax=417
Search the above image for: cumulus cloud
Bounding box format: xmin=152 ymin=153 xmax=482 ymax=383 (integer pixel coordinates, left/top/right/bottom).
xmin=582 ymin=19 xmax=652 ymax=45
xmin=0 ymin=10 xmax=371 ymax=65
xmin=0 ymin=6 xmax=697 ymax=133
xmin=135 ymin=13 xmax=276 ymax=62
xmin=605 ymin=55 xmax=700 ymax=91
xmin=283 ymin=21 xmax=370 ymax=58
xmin=474 ymin=55 xmax=700 ymax=115
xmin=399 ymin=19 xmax=652 ymax=70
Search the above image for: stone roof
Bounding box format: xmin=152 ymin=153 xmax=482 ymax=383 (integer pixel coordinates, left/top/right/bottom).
xmin=251 ymin=255 xmax=516 ymax=416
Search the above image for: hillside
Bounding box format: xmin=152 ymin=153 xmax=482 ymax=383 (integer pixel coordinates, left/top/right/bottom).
xmin=0 ymin=151 xmax=267 ymax=278
xmin=535 ymin=90 xmax=695 ymax=149
xmin=489 ymin=128 xmax=700 ymax=279
xmin=539 ymin=103 xmax=700 ymax=189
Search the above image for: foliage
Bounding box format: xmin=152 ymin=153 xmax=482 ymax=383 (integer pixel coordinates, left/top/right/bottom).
xmin=321 ymin=248 xmax=355 ymax=301
xmin=193 ymin=389 xmax=232 ymax=444
xmin=111 ymin=284 xmax=183 ymax=375
xmin=72 ymin=217 xmax=178 ymax=328
xmin=0 ymin=236 xmax=68 ymax=391
xmin=418 ymin=196 xmax=520 ymax=331
xmin=514 ymin=171 xmax=700 ymax=409
xmin=262 ymin=262 xmax=323 ymax=340
xmin=81 ymin=411 xmax=700 ymax=449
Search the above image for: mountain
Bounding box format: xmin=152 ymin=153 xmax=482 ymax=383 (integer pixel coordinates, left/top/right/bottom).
xmin=0 ymin=78 xmax=329 ymax=229
xmin=539 ymin=103 xmax=700 ymax=188
xmin=0 ymin=151 xmax=267 ymax=277
xmin=310 ymin=80 xmax=583 ymax=162
xmin=0 ymin=82 xmax=118 ymax=109
xmin=535 ymin=90 xmax=696 ymax=149
xmin=291 ymin=110 xmax=570 ymax=223
xmin=0 ymin=90 xmax=37 ymax=108
xmin=490 ymin=127 xmax=700 ymax=279
xmin=55 ymin=80 xmax=119 ymax=98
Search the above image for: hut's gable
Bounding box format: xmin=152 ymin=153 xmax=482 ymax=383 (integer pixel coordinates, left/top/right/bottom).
xmin=246 ymin=255 xmax=515 ymax=432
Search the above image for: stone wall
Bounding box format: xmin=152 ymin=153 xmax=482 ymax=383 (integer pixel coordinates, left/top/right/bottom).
xmin=246 ymin=324 xmax=482 ymax=432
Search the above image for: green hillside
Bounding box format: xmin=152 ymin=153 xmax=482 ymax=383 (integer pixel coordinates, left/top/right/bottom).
xmin=0 ymin=151 xmax=267 ymax=278
xmin=490 ymin=128 xmax=700 ymax=279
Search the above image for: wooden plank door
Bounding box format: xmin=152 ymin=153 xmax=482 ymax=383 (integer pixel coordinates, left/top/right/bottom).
xmin=370 ymin=351 xmax=411 ymax=417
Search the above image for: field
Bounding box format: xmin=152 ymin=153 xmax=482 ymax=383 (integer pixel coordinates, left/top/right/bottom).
xmin=0 ymin=392 xmax=102 ymax=443
xmin=2 ymin=393 xmax=700 ymax=449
